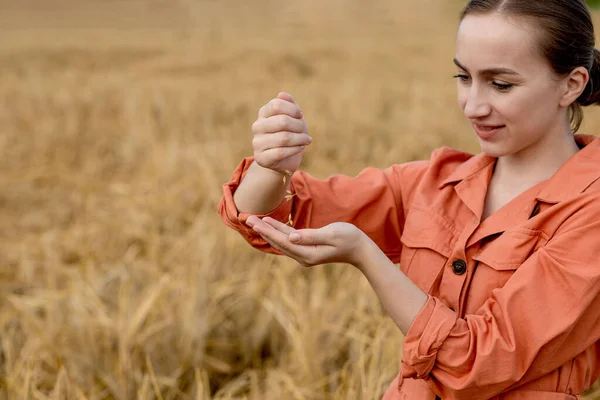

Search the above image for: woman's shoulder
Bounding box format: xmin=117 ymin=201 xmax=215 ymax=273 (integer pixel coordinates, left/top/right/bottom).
xmin=383 ymin=146 xmax=486 ymax=202
xmin=429 ymin=145 xmax=478 ymax=166
xmin=411 ymin=145 xmax=491 ymax=187
xmin=391 ymin=145 xmax=478 ymax=173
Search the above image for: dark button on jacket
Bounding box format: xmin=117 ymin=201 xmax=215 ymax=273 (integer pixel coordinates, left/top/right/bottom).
xmin=452 ymin=259 xmax=467 ymax=275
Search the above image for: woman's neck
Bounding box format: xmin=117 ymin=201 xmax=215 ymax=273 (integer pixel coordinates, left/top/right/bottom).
xmin=493 ymin=130 xmax=581 ymax=190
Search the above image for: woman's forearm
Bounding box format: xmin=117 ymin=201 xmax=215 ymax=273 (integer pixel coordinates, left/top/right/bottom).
xmin=233 ymin=160 xmax=291 ymax=215
xmin=355 ymin=236 xmax=429 ymax=335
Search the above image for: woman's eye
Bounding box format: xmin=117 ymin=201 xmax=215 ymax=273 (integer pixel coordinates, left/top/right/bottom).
xmin=453 ymin=74 xmax=470 ymax=83
xmin=492 ymin=81 xmax=513 ymax=92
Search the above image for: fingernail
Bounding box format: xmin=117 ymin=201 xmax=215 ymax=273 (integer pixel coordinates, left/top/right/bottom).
xmin=307 ymin=136 xmax=313 ymax=143
xmin=289 ymin=233 xmax=300 ymax=242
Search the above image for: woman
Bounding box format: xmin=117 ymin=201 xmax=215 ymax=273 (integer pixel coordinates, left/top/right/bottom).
xmin=218 ymin=0 xmax=600 ymax=398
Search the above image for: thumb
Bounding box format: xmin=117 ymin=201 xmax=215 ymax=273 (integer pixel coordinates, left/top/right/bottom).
xmin=278 ymin=91 xmax=296 ymax=105
xmin=289 ymin=229 xmax=327 ymax=245
xmin=278 ymin=92 xmax=304 ymax=118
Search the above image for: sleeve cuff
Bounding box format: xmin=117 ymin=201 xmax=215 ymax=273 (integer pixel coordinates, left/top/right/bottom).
xmin=218 ymin=157 xmax=294 ymax=241
xmin=401 ymin=296 xmax=458 ymax=379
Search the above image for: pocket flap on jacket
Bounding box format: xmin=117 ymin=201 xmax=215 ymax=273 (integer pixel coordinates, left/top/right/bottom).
xmin=400 ymin=204 xmax=459 ymax=258
xmin=473 ymin=227 xmax=547 ymax=271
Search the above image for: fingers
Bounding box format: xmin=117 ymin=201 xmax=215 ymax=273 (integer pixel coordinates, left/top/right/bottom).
xmin=277 ymin=92 xmax=296 ymax=104
xmin=247 ymin=216 xmax=296 ymax=245
xmin=251 ymin=92 xmax=310 ymax=174
xmin=254 ymin=146 xmax=305 ymax=166
xmin=246 ymin=215 xmax=261 ymax=227
xmin=252 ymin=131 xmax=312 ymax=152
xmin=285 ymin=228 xmax=327 ymax=245
xmin=247 ymin=216 xmax=291 ymax=246
xmin=247 ymin=216 xmax=328 ymax=246
xmin=246 ymin=216 xmax=326 ymax=267
xmin=261 ymin=217 xmax=295 ymax=234
xmin=258 ymin=97 xmax=303 ymax=120
xmin=253 ymin=114 xmax=306 ymax=135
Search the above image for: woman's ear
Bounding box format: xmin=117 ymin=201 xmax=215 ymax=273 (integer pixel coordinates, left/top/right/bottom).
xmin=559 ymin=66 xmax=589 ymax=107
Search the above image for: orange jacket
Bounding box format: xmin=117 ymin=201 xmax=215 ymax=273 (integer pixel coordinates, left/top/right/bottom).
xmin=218 ymin=134 xmax=600 ymax=400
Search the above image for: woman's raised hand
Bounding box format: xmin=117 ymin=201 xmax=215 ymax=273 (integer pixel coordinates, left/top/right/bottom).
xmin=251 ymin=92 xmax=312 ymax=175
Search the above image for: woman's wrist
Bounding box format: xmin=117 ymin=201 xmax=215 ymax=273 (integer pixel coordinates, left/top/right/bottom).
xmin=352 ymin=233 xmax=382 ymax=272
xmin=351 ymin=232 xmax=428 ymax=334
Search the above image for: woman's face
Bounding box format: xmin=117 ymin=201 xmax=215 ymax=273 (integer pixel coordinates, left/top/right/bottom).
xmin=455 ymin=13 xmax=567 ymax=158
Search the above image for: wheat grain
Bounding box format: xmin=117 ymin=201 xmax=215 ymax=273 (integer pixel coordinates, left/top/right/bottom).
xmin=285 ymin=190 xmax=297 ymax=201
xmin=283 ymin=170 xmax=293 ymax=186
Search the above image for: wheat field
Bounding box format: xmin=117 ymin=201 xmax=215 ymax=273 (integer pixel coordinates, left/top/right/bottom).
xmin=0 ymin=1 xmax=599 ymax=399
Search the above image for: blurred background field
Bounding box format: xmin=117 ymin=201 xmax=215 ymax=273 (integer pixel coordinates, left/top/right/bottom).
xmin=0 ymin=0 xmax=599 ymax=399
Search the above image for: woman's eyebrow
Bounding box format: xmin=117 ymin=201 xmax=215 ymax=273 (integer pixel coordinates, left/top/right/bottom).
xmin=453 ymin=58 xmax=520 ymax=76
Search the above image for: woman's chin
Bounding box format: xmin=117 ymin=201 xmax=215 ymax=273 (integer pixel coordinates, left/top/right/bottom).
xmin=478 ymin=141 xmax=510 ymax=158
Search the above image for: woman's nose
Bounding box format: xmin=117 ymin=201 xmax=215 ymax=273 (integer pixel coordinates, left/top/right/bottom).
xmin=463 ymin=88 xmax=492 ymax=119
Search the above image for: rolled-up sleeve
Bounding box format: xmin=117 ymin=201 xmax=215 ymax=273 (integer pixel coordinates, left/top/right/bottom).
xmin=218 ymin=156 xmax=429 ymax=262
xmin=400 ymin=199 xmax=600 ymax=399
xmin=401 ymin=296 xmax=458 ymax=379
xmin=218 ymin=157 xmax=294 ymax=255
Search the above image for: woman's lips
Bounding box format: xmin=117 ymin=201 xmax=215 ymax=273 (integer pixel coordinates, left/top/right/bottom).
xmin=473 ymin=123 xmax=505 ymax=140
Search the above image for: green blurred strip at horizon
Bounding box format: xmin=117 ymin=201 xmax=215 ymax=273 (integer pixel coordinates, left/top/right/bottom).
xmin=586 ymin=0 xmax=600 ymax=8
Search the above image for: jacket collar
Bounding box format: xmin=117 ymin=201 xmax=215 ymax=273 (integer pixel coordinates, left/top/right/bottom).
xmin=438 ymin=151 xmax=495 ymax=190
xmin=438 ymin=134 xmax=600 ymax=203
xmin=535 ymin=134 xmax=600 ymax=203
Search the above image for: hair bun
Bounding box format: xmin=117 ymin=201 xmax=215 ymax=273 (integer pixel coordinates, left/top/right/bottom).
xmin=578 ymin=48 xmax=600 ymax=106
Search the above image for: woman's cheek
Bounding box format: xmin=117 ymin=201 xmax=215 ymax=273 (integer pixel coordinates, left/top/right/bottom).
xmin=457 ymin=87 xmax=469 ymax=111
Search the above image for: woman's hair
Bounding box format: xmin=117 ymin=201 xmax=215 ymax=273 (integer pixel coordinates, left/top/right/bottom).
xmin=461 ymin=0 xmax=600 ymax=132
